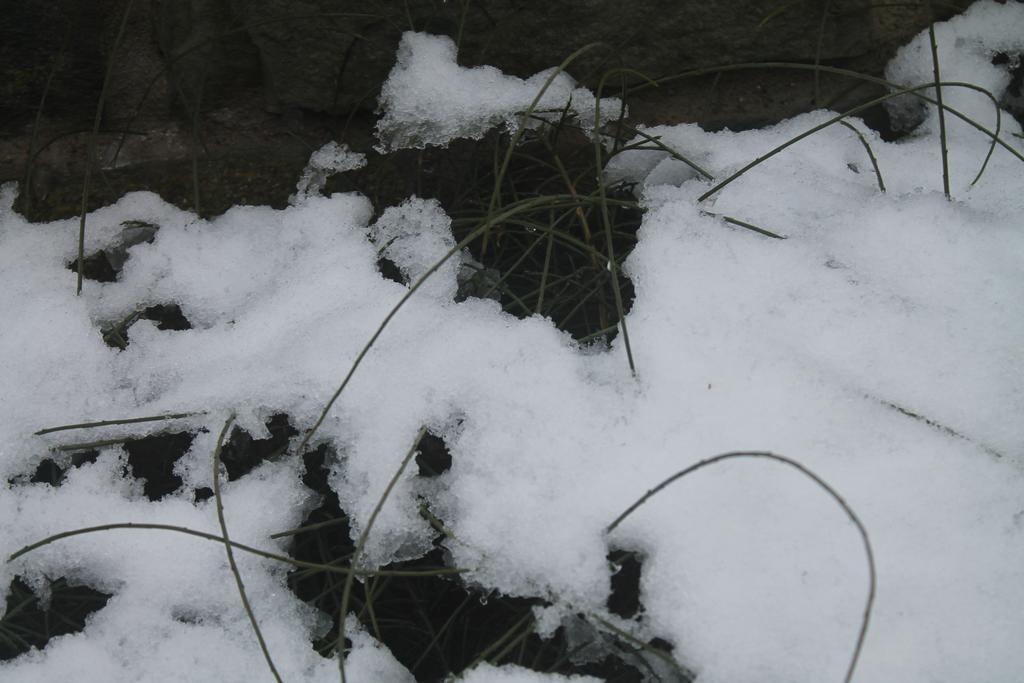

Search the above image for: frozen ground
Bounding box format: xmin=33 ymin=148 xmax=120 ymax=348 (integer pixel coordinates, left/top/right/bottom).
xmin=1 ymin=2 xmax=1023 ymax=682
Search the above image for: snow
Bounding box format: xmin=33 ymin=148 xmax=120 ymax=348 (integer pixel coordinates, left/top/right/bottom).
xmin=885 ymin=0 xmax=1024 ymax=143
xmin=368 ymin=197 xmax=463 ymax=301
xmin=292 ymin=142 xmax=366 ymax=203
xmin=2 ymin=3 xmax=1023 ymax=682
xmin=375 ymin=32 xmax=624 ymax=151
xmin=459 ymin=663 xmax=601 ymax=683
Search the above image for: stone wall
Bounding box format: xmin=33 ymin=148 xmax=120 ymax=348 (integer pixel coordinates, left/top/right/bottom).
xmin=0 ymin=0 xmax=980 ymax=220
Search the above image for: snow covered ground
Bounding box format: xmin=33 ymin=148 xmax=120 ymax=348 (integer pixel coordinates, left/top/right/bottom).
xmin=1 ymin=2 xmax=1022 ymax=681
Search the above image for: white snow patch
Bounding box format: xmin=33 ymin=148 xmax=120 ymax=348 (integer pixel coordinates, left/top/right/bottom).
xmin=459 ymin=663 xmax=601 ymax=683
xmin=375 ymin=32 xmax=624 ymax=151
xmin=885 ymin=0 xmax=1024 ymax=142
xmin=292 ymin=141 xmax=366 ymax=203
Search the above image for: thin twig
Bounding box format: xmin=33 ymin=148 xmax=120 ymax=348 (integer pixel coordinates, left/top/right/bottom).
xmin=212 ymin=415 xmax=284 ymax=682
xmin=8 ymin=523 xmax=465 ymax=579
xmin=926 ymin=10 xmax=951 ymax=199
xmin=698 ymin=80 xmax=1011 ymax=203
xmin=34 ymin=412 xmax=203 ymax=436
xmin=607 ymin=451 xmax=875 ymax=683
xmin=337 ymin=426 xmax=428 ymax=683
xmin=77 ymin=0 xmax=135 ymax=295
xmin=297 ymin=196 xmax=615 ymax=455
xmin=839 ymin=121 xmax=886 ymax=192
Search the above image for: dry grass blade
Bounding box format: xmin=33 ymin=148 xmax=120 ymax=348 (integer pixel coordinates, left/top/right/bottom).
xmin=34 ymin=412 xmax=203 ymax=436
xmin=77 ymin=0 xmax=136 ymax=295
xmin=7 ymin=522 xmax=463 ymax=578
xmin=839 ymin=121 xmax=886 ymax=193
xmin=698 ymin=80 xmax=1017 ymax=203
xmin=483 ymin=42 xmax=609 ymax=255
xmin=626 ymin=62 xmax=1014 ymax=185
xmin=926 ymin=9 xmax=951 ymax=198
xmin=297 ymin=195 xmax=609 ymax=456
xmin=212 ymin=415 xmax=284 ymax=683
xmin=607 ymin=451 xmax=875 ymax=683
xmin=337 ymin=426 xmax=428 ymax=683
xmin=591 ymin=615 xmax=695 ymax=681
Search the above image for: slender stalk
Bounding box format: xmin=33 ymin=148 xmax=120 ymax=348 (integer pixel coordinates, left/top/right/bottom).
xmin=607 ymin=451 xmax=875 ymax=683
xmin=212 ymin=416 xmax=284 ymax=683
xmin=609 ymin=123 xmax=715 ymax=180
xmin=702 ymin=212 xmax=786 ymax=239
xmin=839 ymin=121 xmax=886 ymax=192
xmin=698 ymin=80 xmax=1013 ymax=203
xmin=337 ymin=426 xmax=427 ymax=682
xmin=814 ymin=0 xmax=834 ymax=107
xmin=35 ymin=412 xmax=202 ymax=436
xmin=22 ymin=26 xmax=71 ymax=215
xmin=55 ymin=438 xmax=134 ymax=452
xmin=483 ymin=42 xmax=608 ymax=255
xmin=926 ymin=10 xmax=951 ymax=199
xmin=189 ymin=69 xmax=207 ymax=216
xmin=625 ymin=62 xmax=1013 ymax=184
xmin=8 ymin=523 xmax=465 ymax=579
xmin=270 ymin=516 xmax=349 ymax=540
xmin=595 ymin=70 xmax=644 ymax=376
xmin=536 ymin=229 xmax=555 ymax=314
xmin=591 ymin=616 xmax=695 ymax=680
xmin=77 ymin=0 xmax=136 ymax=295
xmin=297 ymin=196 xmax=615 ymax=456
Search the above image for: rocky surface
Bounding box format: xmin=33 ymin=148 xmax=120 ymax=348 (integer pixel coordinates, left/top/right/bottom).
xmin=0 ymin=0 xmax=985 ymax=221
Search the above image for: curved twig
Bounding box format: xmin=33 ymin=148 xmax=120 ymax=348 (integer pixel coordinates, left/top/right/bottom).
xmin=698 ymin=80 xmax=1014 ymax=203
xmin=607 ymin=451 xmax=875 ymax=683
xmin=337 ymin=426 xmax=427 ymax=682
xmin=212 ymin=415 xmax=283 ymax=683
xmin=8 ymin=523 xmax=465 ymax=579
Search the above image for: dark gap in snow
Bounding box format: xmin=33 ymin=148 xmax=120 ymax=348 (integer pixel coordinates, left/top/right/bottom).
xmin=193 ymin=487 xmax=213 ymax=503
xmin=142 ymin=304 xmax=192 ymax=331
xmin=0 ymin=576 xmax=112 ymax=661
xmin=445 ymin=129 xmax=641 ymax=344
xmin=857 ymin=103 xmax=907 ymax=142
xmin=359 ymin=550 xmax=547 ymax=681
xmin=415 ymin=432 xmax=452 ymax=477
xmin=123 ymin=431 xmax=196 ymax=500
xmin=992 ymin=51 xmax=1024 ymax=126
xmin=418 ymin=500 xmax=450 ymax=549
xmin=28 ymin=458 xmax=65 ymax=487
xmin=377 ymin=256 xmax=407 ymax=285
xmin=648 ymin=637 xmax=675 ymax=654
xmin=300 ymin=443 xmax=336 ymax=495
xmin=219 ymin=413 xmax=297 ymax=480
xmin=344 ymin=124 xmax=644 ymax=342
xmin=327 ymin=122 xmax=643 ymax=344
xmin=607 ymin=549 xmax=644 ymax=620
xmin=101 ymin=303 xmax=192 ymax=350
xmin=287 ymin=448 xmax=682 ymax=682
xmin=287 ymin=445 xmax=355 ymax=659
xmin=11 ymin=450 xmax=100 ymax=488
xmin=455 ymin=263 xmax=503 ymax=303
xmin=65 ymin=220 xmax=159 ymax=284
xmin=66 ymin=250 xmax=117 ymax=282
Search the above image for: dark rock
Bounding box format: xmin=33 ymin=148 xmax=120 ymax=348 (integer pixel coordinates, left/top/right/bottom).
xmin=0 ymin=0 xmax=975 ymax=223
xmin=149 ymin=0 xmax=968 ymax=119
xmin=153 ymin=0 xmax=262 ymax=113
xmin=0 ymin=1 xmax=107 ymax=135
